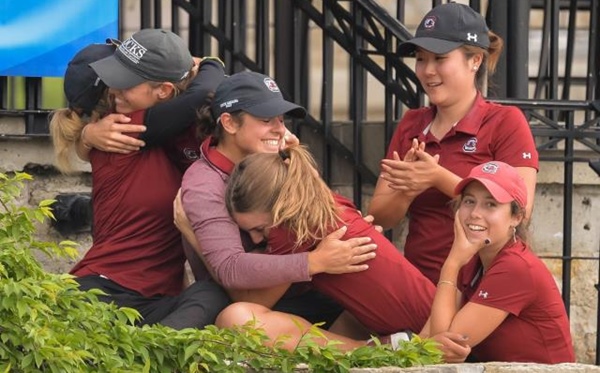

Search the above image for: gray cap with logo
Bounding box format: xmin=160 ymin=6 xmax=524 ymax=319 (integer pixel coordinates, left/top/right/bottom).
xmin=90 ymin=29 xmax=194 ymax=89
xmin=211 ymin=71 xmax=306 ymax=121
xmin=398 ymin=2 xmax=490 ymax=56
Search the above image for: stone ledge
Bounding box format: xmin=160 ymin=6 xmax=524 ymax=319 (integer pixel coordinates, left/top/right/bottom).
xmin=345 ymin=363 xmax=600 ymax=372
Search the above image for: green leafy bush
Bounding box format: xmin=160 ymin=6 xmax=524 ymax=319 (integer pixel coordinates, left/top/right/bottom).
xmin=0 ymin=172 xmax=442 ymax=372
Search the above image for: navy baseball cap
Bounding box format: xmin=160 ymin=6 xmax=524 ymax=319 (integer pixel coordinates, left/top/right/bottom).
xmin=64 ymin=41 xmax=118 ymax=115
xmin=91 ymin=29 xmax=194 ymax=90
xmin=211 ymin=71 xmax=306 ymax=121
xmin=398 ymin=2 xmax=490 ymax=56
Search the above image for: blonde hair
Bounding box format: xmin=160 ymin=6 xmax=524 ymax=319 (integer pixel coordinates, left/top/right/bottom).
xmin=462 ymin=30 xmax=504 ymax=92
xmin=225 ymin=145 xmax=341 ymax=244
xmin=49 ymin=94 xmax=111 ymax=174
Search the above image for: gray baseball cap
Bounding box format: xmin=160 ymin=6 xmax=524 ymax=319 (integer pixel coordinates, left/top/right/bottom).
xmin=90 ymin=29 xmax=194 ymax=89
xmin=398 ymin=2 xmax=490 ymax=56
xmin=211 ymin=71 xmax=306 ymax=120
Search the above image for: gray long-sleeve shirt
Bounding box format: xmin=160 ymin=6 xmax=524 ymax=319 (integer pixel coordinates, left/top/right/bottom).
xmin=180 ymin=140 xmax=310 ymax=289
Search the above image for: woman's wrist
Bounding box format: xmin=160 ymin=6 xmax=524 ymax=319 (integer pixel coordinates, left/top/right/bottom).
xmin=306 ymin=251 xmax=322 ymax=276
xmin=80 ymin=124 xmax=93 ymax=150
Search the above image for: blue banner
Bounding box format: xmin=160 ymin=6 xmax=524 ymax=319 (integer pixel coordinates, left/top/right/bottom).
xmin=0 ymin=0 xmax=119 ymax=77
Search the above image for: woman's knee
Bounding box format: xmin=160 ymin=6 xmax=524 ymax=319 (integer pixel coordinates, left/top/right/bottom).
xmin=215 ymin=302 xmax=270 ymax=328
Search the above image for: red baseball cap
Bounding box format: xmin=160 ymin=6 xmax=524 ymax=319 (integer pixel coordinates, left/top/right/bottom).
xmin=455 ymin=161 xmax=527 ymax=208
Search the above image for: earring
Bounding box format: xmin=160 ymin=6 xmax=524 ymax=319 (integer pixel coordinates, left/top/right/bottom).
xmin=473 ymin=65 xmax=479 ymax=71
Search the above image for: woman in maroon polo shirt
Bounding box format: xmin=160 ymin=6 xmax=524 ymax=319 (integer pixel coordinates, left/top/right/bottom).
xmin=422 ymin=161 xmax=574 ymax=363
xmin=369 ymin=2 xmax=539 ymax=285
xmin=216 ymin=145 xmax=436 ymax=352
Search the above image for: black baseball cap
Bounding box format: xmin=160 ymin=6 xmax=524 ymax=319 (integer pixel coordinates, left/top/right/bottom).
xmin=90 ymin=29 xmax=194 ymax=90
xmin=398 ymin=2 xmax=490 ymax=56
xmin=211 ymin=71 xmax=306 ymax=120
xmin=64 ymin=41 xmax=118 ymax=115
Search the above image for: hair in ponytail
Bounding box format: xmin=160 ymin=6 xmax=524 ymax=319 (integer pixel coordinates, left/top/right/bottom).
xmin=226 ymin=145 xmax=340 ymax=244
xmin=49 ymin=93 xmax=111 ymax=174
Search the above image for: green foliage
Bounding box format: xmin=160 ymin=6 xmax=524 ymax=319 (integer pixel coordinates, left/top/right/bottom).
xmin=0 ymin=172 xmax=443 ymax=372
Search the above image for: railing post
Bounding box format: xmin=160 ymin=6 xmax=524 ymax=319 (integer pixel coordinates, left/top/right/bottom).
xmin=486 ymin=0 xmax=507 ymax=98
xmin=507 ymin=0 xmax=530 ymax=99
xmin=274 ymin=2 xmax=295 ymax=96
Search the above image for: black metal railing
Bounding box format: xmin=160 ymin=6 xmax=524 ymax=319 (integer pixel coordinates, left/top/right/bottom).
xmin=1 ymin=0 xmax=599 ymax=363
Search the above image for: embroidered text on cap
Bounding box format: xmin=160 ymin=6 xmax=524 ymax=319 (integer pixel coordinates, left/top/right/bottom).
xmin=119 ymin=37 xmax=147 ymax=64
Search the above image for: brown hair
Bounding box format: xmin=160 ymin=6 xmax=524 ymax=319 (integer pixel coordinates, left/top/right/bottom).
xmin=225 ymin=145 xmax=340 ymax=244
xmin=148 ymin=66 xmax=195 ymax=98
xmin=462 ymin=30 xmax=504 ymax=92
xmin=195 ymin=95 xmax=245 ymax=143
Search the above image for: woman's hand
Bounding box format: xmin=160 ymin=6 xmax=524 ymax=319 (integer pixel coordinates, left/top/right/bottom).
xmin=280 ymin=129 xmax=299 ymax=149
xmin=429 ymin=332 xmax=471 ymax=363
xmin=307 ymin=226 xmax=377 ymax=276
xmin=173 ymin=189 xmax=195 ymax=242
xmin=379 ymin=147 xmax=440 ymax=195
xmin=402 ymin=138 xmax=425 ymax=162
xmin=82 ymin=113 xmax=146 ymax=154
xmin=447 ymin=211 xmax=482 ymax=267
xmin=360 ymin=214 xmax=383 ymax=233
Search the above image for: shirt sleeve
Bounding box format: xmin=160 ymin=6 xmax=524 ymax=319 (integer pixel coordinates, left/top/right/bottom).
xmin=489 ymin=106 xmax=539 ymax=170
xmin=180 ymin=163 xmax=311 ymax=289
xmin=139 ymin=59 xmax=225 ymax=147
xmin=468 ymin=253 xmax=535 ymax=316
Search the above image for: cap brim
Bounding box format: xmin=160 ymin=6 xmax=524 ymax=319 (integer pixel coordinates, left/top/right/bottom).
xmin=398 ymin=37 xmax=463 ymax=56
xmin=244 ymin=98 xmax=306 ymax=119
xmin=90 ymin=55 xmax=146 ymax=90
xmin=455 ymin=177 xmax=514 ymax=204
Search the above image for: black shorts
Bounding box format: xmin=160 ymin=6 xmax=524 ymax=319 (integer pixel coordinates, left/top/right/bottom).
xmin=75 ymin=275 xmax=230 ymax=330
xmin=272 ymin=289 xmax=343 ymax=330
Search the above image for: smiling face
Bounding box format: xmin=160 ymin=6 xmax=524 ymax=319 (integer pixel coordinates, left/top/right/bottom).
xmin=232 ymin=211 xmax=273 ymax=245
xmin=414 ymin=48 xmax=480 ymax=108
xmin=457 ymin=181 xmax=522 ymax=249
xmin=220 ymin=112 xmax=287 ymax=160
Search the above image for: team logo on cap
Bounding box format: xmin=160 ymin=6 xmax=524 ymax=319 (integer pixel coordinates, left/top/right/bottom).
xmin=264 ymin=78 xmax=280 ymax=92
xmin=467 ymin=33 xmax=478 ymax=42
xmin=423 ymin=16 xmax=436 ymax=29
xmin=482 ymin=162 xmax=499 ymax=174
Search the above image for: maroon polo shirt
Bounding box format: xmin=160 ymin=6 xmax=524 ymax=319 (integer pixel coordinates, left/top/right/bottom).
xmin=387 ymin=93 xmax=539 ymax=283
xmin=71 ymin=110 xmax=186 ymax=297
xmin=268 ymin=194 xmax=435 ymax=334
xmin=459 ymin=240 xmax=575 ymax=363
